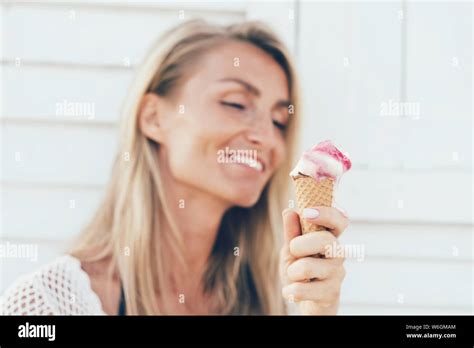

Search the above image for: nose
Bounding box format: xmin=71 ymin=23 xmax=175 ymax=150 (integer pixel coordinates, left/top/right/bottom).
xmin=245 ymin=113 xmax=276 ymax=147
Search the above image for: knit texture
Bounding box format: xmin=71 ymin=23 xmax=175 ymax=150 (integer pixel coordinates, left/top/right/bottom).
xmin=0 ymin=255 xmax=105 ymax=315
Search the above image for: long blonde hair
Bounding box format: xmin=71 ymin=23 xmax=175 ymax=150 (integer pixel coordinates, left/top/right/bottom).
xmin=70 ymin=19 xmax=301 ymax=315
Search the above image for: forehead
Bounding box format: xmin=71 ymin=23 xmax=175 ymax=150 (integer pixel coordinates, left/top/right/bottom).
xmin=186 ymin=40 xmax=289 ymax=99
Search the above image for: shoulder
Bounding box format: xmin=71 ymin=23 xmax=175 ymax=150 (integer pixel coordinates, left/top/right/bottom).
xmin=0 ymin=255 xmax=105 ymax=315
xmin=80 ymin=256 xmax=121 ymax=315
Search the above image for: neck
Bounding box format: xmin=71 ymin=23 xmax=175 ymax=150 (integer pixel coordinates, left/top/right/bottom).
xmin=167 ymin=186 xmax=229 ymax=273
xmin=158 ymin=169 xmax=231 ymax=296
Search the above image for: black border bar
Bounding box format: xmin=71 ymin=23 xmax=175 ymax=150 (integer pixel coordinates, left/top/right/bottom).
xmin=0 ymin=315 xmax=472 ymax=345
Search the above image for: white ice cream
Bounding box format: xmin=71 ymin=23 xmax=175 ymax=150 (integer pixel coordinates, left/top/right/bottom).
xmin=290 ymin=152 xmax=344 ymax=180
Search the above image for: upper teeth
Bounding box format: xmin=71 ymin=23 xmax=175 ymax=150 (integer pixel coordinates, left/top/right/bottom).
xmin=242 ymin=158 xmax=263 ymax=172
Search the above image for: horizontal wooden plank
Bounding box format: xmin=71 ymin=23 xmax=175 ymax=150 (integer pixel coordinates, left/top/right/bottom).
xmin=364 ymin=117 xmax=472 ymax=170
xmin=339 ymin=222 xmax=473 ymax=261
xmin=2 ymin=65 xmax=133 ymax=123
xmin=2 ymin=2 xmax=244 ymax=65
xmin=341 ymin=258 xmax=472 ymax=308
xmin=336 ymin=168 xmax=473 ymax=224
xmin=2 ymin=123 xmax=117 ymax=186
xmin=1 ymin=185 xmax=104 ymax=240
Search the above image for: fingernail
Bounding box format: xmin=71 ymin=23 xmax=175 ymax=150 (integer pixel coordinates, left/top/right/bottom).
xmin=302 ymin=208 xmax=319 ymax=219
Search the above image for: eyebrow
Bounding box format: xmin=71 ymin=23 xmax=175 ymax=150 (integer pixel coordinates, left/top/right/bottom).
xmin=217 ymin=77 xmax=291 ymax=109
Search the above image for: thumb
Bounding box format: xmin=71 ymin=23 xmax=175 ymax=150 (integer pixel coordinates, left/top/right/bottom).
xmin=282 ymin=208 xmax=302 ymax=245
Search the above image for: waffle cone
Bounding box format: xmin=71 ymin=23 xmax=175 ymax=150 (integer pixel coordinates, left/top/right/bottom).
xmin=293 ymin=175 xmax=334 ymax=234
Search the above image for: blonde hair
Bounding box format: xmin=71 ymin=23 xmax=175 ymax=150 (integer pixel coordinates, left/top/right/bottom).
xmin=70 ymin=19 xmax=301 ymax=315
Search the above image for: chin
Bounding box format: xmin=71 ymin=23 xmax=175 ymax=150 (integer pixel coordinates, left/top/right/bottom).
xmin=234 ymin=198 xmax=260 ymax=208
xmin=227 ymin=188 xmax=263 ymax=208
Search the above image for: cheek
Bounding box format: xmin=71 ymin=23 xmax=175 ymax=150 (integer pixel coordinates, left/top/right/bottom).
xmin=167 ymin=134 xmax=206 ymax=172
xmin=163 ymin=122 xmax=221 ymax=181
xmin=166 ymin=142 xmax=193 ymax=173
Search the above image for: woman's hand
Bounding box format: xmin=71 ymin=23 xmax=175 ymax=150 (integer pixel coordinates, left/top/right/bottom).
xmin=280 ymin=207 xmax=349 ymax=315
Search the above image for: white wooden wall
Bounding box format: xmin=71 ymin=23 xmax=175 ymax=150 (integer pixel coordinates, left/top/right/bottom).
xmin=1 ymin=0 xmax=472 ymax=314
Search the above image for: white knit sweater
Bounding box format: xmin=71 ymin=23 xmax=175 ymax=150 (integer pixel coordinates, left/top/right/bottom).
xmin=0 ymin=255 xmax=106 ymax=315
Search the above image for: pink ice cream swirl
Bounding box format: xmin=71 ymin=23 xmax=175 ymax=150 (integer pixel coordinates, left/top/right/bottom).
xmin=290 ymin=140 xmax=352 ymax=181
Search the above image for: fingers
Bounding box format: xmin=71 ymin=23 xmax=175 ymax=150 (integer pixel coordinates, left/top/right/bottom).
xmin=282 ymin=208 xmax=301 ymax=244
xmin=282 ymin=272 xmax=345 ymax=304
xmin=286 ymin=257 xmax=342 ymax=282
xmin=289 ymin=230 xmax=343 ymax=259
xmin=301 ymin=206 xmax=349 ymax=237
xmin=280 ymin=207 xmax=347 ymax=288
xmin=280 ymin=209 xmax=301 ymax=285
xmin=279 ymin=243 xmax=296 ymax=285
xmin=281 ymin=207 xmax=348 ymax=314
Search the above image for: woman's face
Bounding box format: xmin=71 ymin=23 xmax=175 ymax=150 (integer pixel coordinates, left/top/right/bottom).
xmin=141 ymin=40 xmax=291 ymax=208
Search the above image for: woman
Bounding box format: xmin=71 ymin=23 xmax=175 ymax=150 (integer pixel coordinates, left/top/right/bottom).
xmin=1 ymin=19 xmax=347 ymax=315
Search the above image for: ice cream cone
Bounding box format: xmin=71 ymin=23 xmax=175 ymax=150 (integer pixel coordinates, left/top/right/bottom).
xmin=290 ymin=140 xmax=350 ymax=233
xmin=293 ymin=175 xmax=334 ymax=234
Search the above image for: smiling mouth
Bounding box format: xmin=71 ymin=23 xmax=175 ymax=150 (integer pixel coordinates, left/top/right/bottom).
xmin=239 ymin=157 xmax=264 ymax=172
xmin=225 ymin=155 xmax=265 ymax=172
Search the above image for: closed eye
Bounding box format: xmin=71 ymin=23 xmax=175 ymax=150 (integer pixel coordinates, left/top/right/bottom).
xmin=273 ymin=120 xmax=287 ymax=131
xmin=220 ymin=101 xmax=246 ymax=110
xmin=221 ymin=100 xmax=287 ymax=131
